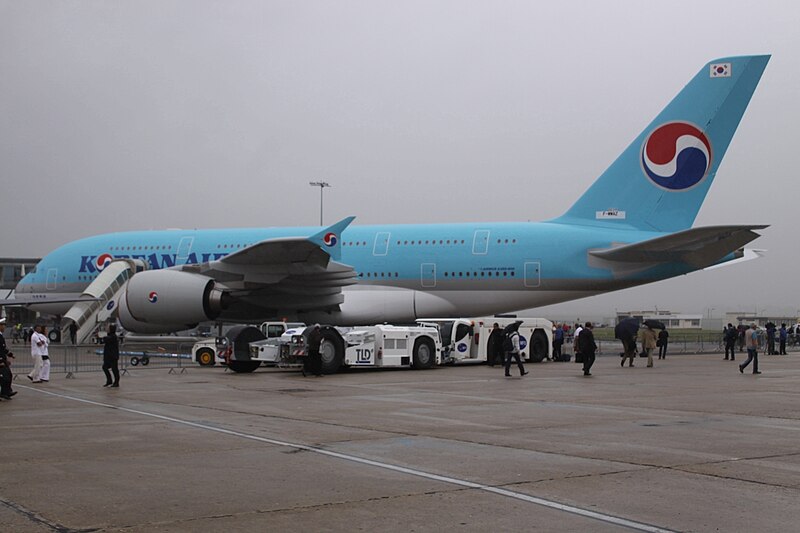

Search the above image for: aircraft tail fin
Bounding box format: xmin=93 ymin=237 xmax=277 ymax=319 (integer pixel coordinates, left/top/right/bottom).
xmin=552 ymin=55 xmax=770 ymax=232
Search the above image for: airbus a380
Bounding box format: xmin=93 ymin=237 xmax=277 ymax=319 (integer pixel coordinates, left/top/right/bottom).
xmin=5 ymin=55 xmax=770 ymax=334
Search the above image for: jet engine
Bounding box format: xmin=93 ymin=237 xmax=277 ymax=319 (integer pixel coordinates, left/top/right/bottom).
xmin=118 ymin=270 xmax=228 ymax=333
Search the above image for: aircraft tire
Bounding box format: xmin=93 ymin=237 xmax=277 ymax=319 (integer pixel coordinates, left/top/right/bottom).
xmin=141 ymin=356 xmax=150 ymax=366
xmin=530 ymin=330 xmax=548 ymax=363
xmin=196 ymin=348 xmax=215 ymax=366
xmin=319 ymin=327 xmax=344 ymax=375
xmin=412 ymin=337 xmax=436 ymax=369
xmin=228 ymin=360 xmax=261 ymax=373
xmin=130 ymin=357 xmax=139 ymax=366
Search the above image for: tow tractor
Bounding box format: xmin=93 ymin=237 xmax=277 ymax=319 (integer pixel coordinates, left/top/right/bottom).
xmin=243 ymin=323 xmax=442 ymax=374
xmin=417 ymin=317 xmax=553 ymax=363
xmin=191 ymin=321 xmax=301 ymax=367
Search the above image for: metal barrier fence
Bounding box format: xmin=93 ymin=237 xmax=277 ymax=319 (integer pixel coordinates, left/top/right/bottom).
xmin=580 ymin=333 xmax=800 ymax=357
xmin=7 ymin=341 xmax=202 ymax=379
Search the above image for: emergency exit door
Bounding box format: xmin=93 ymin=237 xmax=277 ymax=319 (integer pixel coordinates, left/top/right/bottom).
xmin=524 ymin=261 xmax=541 ymax=288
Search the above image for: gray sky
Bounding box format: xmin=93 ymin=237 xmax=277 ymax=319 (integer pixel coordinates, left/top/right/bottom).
xmin=2 ymin=1 xmax=798 ymax=320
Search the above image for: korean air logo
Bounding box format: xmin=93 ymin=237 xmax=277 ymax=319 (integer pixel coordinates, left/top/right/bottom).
xmin=457 ymin=343 xmax=468 ymax=353
xmin=641 ymin=122 xmax=712 ymax=191
xmin=106 ymin=300 xmax=115 ymax=311
xmin=148 ymin=291 xmax=158 ymax=303
xmin=95 ymin=253 xmax=114 ymax=271
xmin=323 ymin=232 xmax=338 ymax=247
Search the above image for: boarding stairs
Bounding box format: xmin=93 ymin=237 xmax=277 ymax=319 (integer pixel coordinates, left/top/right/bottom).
xmin=62 ymin=259 xmax=145 ymax=344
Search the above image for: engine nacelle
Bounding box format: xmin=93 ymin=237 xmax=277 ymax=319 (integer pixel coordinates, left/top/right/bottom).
xmin=118 ymin=270 xmax=227 ymax=334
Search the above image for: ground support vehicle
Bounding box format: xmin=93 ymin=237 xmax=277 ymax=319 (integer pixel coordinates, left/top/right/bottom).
xmin=191 ymin=321 xmax=300 ymax=367
xmin=417 ymin=317 xmax=553 ymax=364
xmin=245 ymin=324 xmax=442 ymax=374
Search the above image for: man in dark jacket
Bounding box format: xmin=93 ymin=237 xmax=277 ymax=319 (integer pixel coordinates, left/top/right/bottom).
xmin=579 ymin=322 xmax=597 ymax=376
xmin=724 ymin=324 xmax=737 ymax=361
xmin=305 ymin=325 xmax=324 ymax=377
xmin=0 ymin=318 xmax=17 ymax=399
xmin=102 ymin=324 xmax=120 ymax=387
xmin=486 ymin=323 xmax=503 ymax=367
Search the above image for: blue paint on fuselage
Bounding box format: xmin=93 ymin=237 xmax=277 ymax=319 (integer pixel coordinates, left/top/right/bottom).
xmin=16 ymin=221 xmax=698 ymax=294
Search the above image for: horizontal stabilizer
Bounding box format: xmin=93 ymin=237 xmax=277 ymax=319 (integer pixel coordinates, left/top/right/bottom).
xmin=589 ymin=225 xmax=768 ymax=268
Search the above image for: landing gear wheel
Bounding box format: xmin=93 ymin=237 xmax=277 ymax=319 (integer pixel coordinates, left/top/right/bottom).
xmin=130 ymin=357 xmax=139 ymax=366
xmin=196 ymin=348 xmax=215 ymax=366
xmin=413 ymin=337 xmax=436 ymax=369
xmin=141 ymin=356 xmax=150 ymax=366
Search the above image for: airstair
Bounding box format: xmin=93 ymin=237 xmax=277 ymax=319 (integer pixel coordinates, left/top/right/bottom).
xmin=62 ymin=259 xmax=145 ymax=344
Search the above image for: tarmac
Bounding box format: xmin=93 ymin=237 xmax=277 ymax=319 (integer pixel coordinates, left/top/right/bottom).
xmin=2 ymin=351 xmax=799 ymax=533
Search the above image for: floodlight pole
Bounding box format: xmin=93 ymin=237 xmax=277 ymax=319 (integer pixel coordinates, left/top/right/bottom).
xmin=309 ymin=181 xmax=330 ymax=226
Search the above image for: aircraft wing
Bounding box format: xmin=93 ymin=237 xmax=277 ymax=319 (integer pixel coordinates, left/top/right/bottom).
xmin=589 ymin=225 xmax=768 ymax=269
xmin=181 ymin=216 xmax=358 ymax=313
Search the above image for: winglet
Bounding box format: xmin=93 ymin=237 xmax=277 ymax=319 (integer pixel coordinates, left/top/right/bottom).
xmin=308 ymin=216 xmax=356 ymax=261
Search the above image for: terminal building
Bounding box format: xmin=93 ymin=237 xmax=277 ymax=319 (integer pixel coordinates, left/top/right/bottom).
xmin=0 ymin=257 xmax=41 ymax=325
xmin=616 ymin=310 xmax=703 ymax=329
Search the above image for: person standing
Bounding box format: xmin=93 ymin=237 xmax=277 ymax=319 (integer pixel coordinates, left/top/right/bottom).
xmin=29 ymin=325 xmax=49 ymax=383
xmin=504 ymin=323 xmax=528 ymax=377
xmin=102 ymin=324 xmax=120 ymax=387
xmin=779 ymin=324 xmax=787 ymax=355
xmin=766 ymin=323 xmax=776 ymax=355
xmin=579 ymin=322 xmax=597 ymax=376
xmin=552 ymin=323 xmax=564 ymax=362
xmin=69 ymin=322 xmax=78 ymax=345
xmin=486 ymin=323 xmax=503 ymax=367
xmin=573 ymin=323 xmax=583 ymax=364
xmin=639 ymin=325 xmax=657 ymax=368
xmin=657 ymin=328 xmax=669 ymax=359
xmin=739 ymin=323 xmax=761 ymax=374
xmin=0 ymin=318 xmax=17 ymax=400
xmin=304 ymin=324 xmax=323 ymax=377
xmin=724 ymin=324 xmax=737 ymax=360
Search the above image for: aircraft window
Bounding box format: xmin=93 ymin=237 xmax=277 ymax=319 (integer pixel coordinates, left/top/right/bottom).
xmin=446 ymin=240 xmax=451 ymax=244
xmin=404 ymin=241 xmax=408 ymax=245
xmin=465 ymin=272 xmax=470 ymax=277
xmin=512 ymin=239 xmax=517 ymax=243
xmin=461 ymin=240 xmax=464 ymax=244
xmin=381 ymin=272 xmax=384 ymax=277
xmin=439 ymin=240 xmax=443 ymax=244
xmin=444 ymin=272 xmax=448 ymax=277
xmin=394 ymin=272 xmax=398 ymax=277
xmin=504 ymin=239 xmax=509 ymax=244
xmin=459 ymin=272 xmax=463 ymax=277
xmin=425 ymin=240 xmax=429 ymax=244
xmin=510 ymin=272 xmax=515 ymax=277
xmin=503 ymin=272 xmax=507 ymax=276
xmin=358 ymin=273 xmax=363 ymax=277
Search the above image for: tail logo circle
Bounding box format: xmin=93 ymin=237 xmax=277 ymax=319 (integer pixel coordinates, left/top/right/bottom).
xmin=323 ymin=232 xmax=338 ymax=247
xmin=95 ymin=253 xmax=114 ymax=271
xmin=148 ymin=291 xmax=158 ymax=303
xmin=641 ymin=121 xmax=712 ymax=191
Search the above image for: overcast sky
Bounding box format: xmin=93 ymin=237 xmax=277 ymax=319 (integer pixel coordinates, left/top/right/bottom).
xmin=2 ymin=1 xmax=798 ymax=320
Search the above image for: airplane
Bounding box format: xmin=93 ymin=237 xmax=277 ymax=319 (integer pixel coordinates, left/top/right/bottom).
xmin=3 ymin=55 xmax=770 ymax=339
